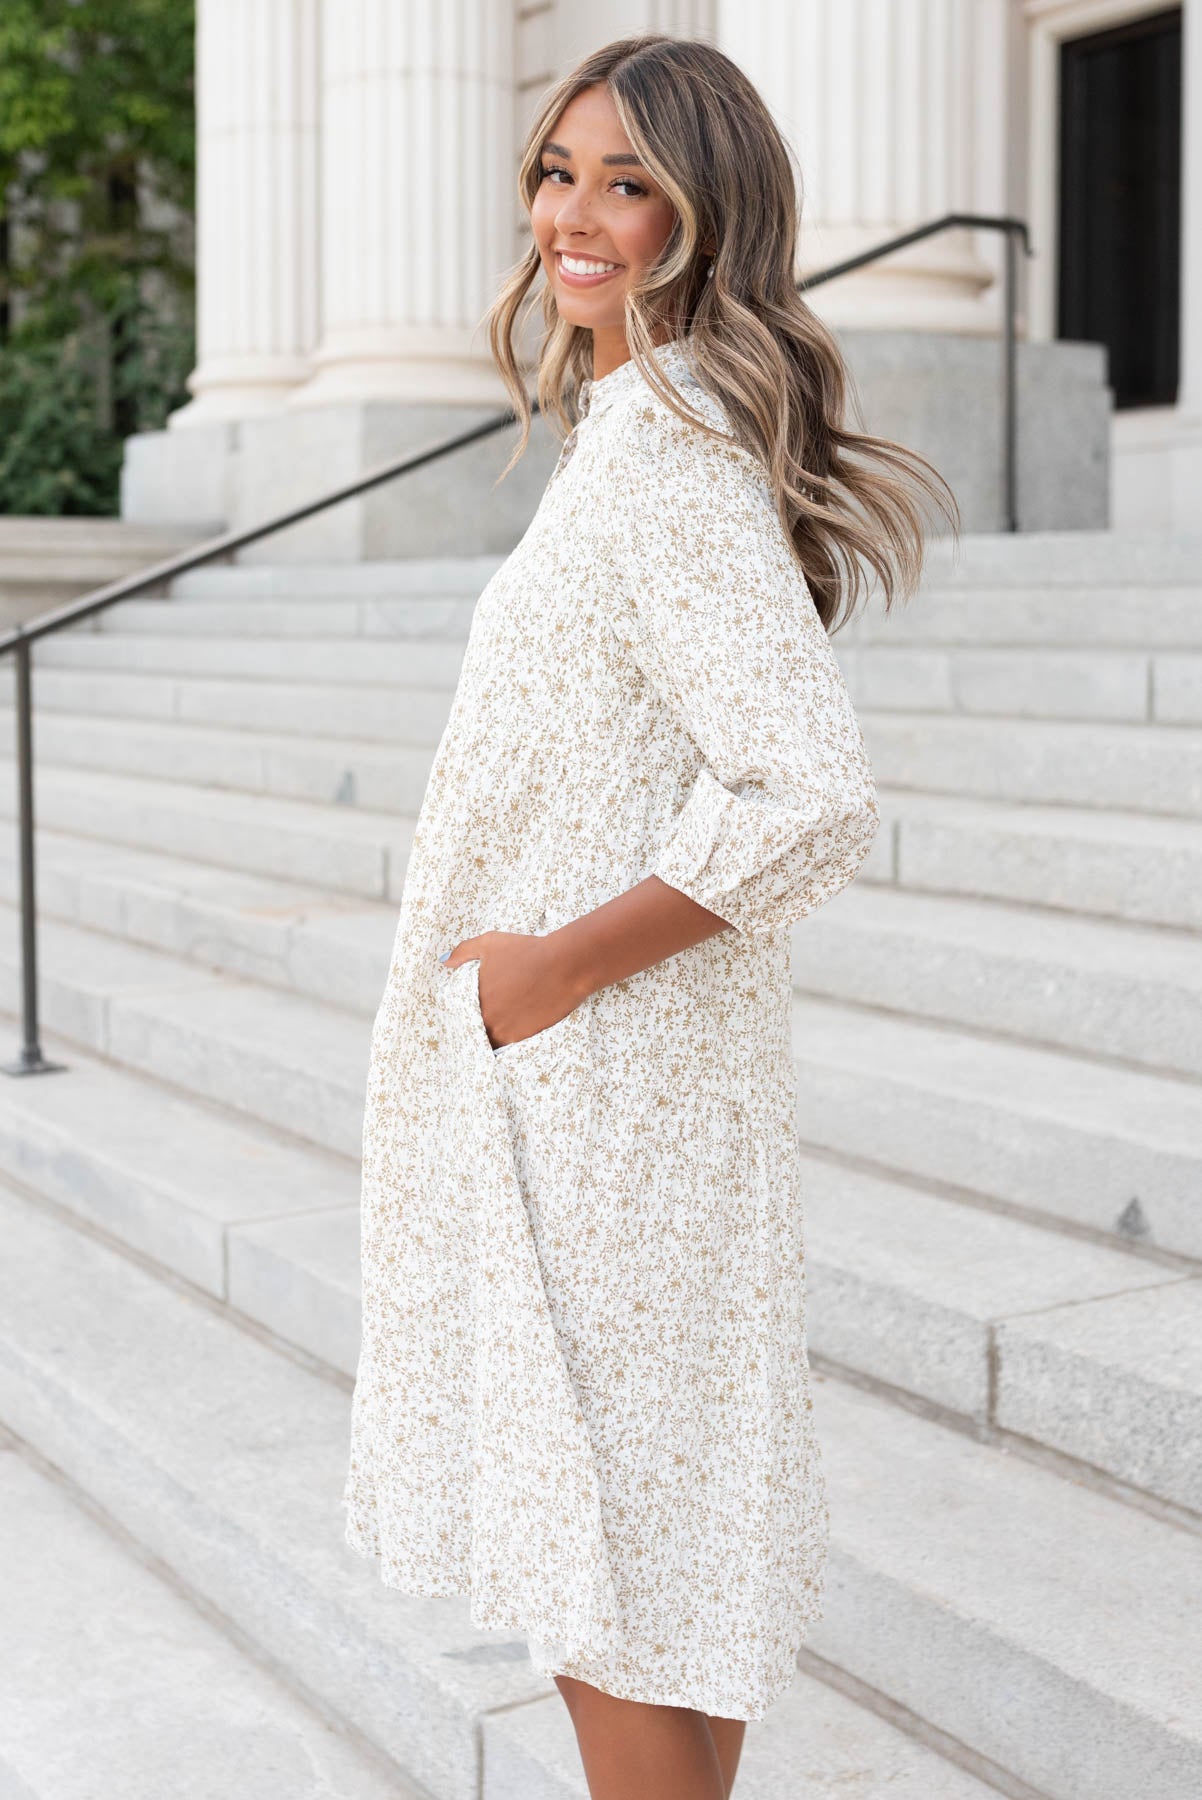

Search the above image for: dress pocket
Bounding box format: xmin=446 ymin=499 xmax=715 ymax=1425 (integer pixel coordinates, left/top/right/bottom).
xmin=492 ymin=1005 xmax=579 ymax=1064
xmin=445 ymin=956 xmax=589 ymax=1072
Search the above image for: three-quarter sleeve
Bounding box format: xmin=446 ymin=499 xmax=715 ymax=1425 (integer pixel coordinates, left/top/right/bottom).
xmin=606 ymin=395 xmax=880 ymax=937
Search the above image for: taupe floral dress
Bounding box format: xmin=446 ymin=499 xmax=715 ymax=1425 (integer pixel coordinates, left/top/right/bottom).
xmin=343 ymin=333 xmax=880 ymax=1721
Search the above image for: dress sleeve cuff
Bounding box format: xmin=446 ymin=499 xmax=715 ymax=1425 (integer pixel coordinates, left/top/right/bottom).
xmin=647 ymin=767 xmax=765 ymax=938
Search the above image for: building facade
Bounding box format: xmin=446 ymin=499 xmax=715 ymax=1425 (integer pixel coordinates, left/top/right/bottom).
xmin=126 ymin=0 xmax=1199 ymax=539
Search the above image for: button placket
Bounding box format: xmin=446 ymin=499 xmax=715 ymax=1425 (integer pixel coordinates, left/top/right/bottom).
xmin=549 ymin=424 xmax=580 ymax=485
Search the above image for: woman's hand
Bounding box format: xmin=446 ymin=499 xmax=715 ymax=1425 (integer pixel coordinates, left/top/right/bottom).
xmin=440 ymin=880 xmax=731 ymax=1050
xmin=439 ymin=929 xmax=590 ymax=1051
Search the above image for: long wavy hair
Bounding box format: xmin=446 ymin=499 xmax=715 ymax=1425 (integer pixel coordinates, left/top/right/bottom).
xmin=484 ymin=31 xmax=961 ymax=633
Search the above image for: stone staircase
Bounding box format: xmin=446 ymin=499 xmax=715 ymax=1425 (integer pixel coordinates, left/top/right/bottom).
xmin=0 ymin=516 xmax=201 ymax=627
xmin=0 ymin=533 xmax=1198 ymax=1798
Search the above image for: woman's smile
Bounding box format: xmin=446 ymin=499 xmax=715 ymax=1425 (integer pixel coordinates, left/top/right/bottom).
xmin=556 ymin=250 xmax=624 ymax=286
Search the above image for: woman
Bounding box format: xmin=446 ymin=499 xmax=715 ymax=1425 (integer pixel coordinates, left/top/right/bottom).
xmin=345 ymin=31 xmax=959 ymax=1800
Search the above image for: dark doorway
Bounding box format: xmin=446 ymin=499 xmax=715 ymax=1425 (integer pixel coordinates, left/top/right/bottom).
xmin=1058 ymin=7 xmax=1182 ymax=408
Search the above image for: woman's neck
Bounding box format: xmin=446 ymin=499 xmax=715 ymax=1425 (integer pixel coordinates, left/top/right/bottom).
xmin=590 ymin=322 xmax=684 ymax=384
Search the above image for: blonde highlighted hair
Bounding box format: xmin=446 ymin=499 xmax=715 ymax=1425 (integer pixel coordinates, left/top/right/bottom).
xmin=484 ymin=31 xmax=961 ymax=633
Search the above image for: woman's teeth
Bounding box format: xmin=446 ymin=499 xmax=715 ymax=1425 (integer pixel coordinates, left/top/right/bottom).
xmin=560 ymin=255 xmax=618 ymax=275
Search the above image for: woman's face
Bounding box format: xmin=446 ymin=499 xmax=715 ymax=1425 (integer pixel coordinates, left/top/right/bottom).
xmin=531 ymin=83 xmax=677 ymax=354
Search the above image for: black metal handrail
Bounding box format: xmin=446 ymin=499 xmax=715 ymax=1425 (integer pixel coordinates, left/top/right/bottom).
xmin=2 ymin=209 xmax=1030 ymax=1075
xmin=799 ymin=212 xmax=1033 ymax=535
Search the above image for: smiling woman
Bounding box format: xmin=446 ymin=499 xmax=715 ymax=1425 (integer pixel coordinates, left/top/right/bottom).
xmin=344 ymin=28 xmax=956 ymax=1800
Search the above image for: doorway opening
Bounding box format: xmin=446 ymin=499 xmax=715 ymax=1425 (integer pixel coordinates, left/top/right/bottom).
xmin=1057 ymin=6 xmax=1182 ymax=408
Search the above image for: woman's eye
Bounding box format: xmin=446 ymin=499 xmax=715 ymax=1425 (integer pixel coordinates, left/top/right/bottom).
xmin=538 ymin=164 xmax=646 ymax=199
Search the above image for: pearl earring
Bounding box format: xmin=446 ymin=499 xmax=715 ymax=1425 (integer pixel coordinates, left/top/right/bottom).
xmin=705 ymin=257 xmax=715 ymax=281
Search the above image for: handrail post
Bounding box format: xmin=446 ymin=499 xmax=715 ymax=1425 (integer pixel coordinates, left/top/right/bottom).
xmin=4 ymin=631 xmax=65 ymax=1077
xmin=798 ymin=211 xmax=1031 ymax=534
xmin=1003 ymin=224 xmax=1020 ymax=533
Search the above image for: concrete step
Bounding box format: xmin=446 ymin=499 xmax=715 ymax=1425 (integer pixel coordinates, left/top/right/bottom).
xmin=878 ymin=789 xmax=1202 ymax=931
xmin=862 ymin=711 xmax=1202 ymax=818
xmin=5 ymin=817 xmax=1198 ymax=1086
xmin=0 ymin=825 xmax=396 ymax=1013
xmin=166 ymin=555 xmax=505 ymax=599
xmin=60 ymin=595 xmax=1202 ymax=729
xmin=845 ymin=644 xmax=1202 ymax=725
xmin=0 ymin=903 xmax=372 ymax=1160
xmin=0 ymin=871 xmax=1196 ymax=1261
xmin=487 ymin=1668 xmax=1000 ymax=1799
xmin=4 ymin=950 xmax=1194 ymax=1526
xmin=13 ymin=1013 xmax=1200 ymax=1520
xmin=9 ymin=689 xmax=1199 ymax=861
xmin=0 ymin=761 xmax=411 ymax=902
xmin=0 ymin=515 xmax=199 ymax=550
xmin=0 ymin=516 xmax=198 ymax=598
xmin=0 ymin=704 xmax=439 ymax=812
xmin=791 ymin=993 xmax=1202 ymax=1263
xmin=96 ymin=594 xmax=478 ymax=639
xmin=0 ymin=1443 xmax=411 ymax=1799
xmin=0 ymin=987 xmax=1197 ymax=1520
xmin=808 ymin=1375 xmax=1202 ymax=1800
xmin=0 ymin=1185 xmax=1196 ymax=1800
xmin=161 ymin=532 xmax=1202 ymax=603
xmin=30 ymin=612 xmax=1202 ymax=752
xmin=0 ymin=662 xmax=458 ymax=742
xmin=53 ymin=615 xmax=1202 ymax=730
xmin=28 ymin=628 xmax=468 ymax=688
xmin=797 ymin=883 xmax=1202 ymax=1079
xmin=0 ymin=1018 xmax=360 ymax=1345
xmin=802 ymin=1156 xmax=1202 ymax=1517
xmin=0 ymin=772 xmax=1196 ymax=982
xmin=843 ymin=583 xmax=1202 ymax=648
xmin=911 ymin=526 xmax=1202 ymax=587
xmin=0 ymin=1182 xmax=545 ymax=1800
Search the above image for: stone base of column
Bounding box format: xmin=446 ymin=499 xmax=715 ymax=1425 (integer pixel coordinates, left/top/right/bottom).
xmin=802 ymin=228 xmax=1002 ymax=335
xmin=120 ymin=423 xmax=233 ymax=536
xmin=287 ymin=327 xmax=515 ymax=410
xmin=169 ymin=355 xmax=317 ymax=428
xmin=840 ymin=330 xmax=1111 ymax=534
xmin=121 ymin=399 xmax=561 ymax=558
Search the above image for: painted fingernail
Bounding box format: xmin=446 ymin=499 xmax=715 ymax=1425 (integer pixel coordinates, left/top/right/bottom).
xmin=438 ymin=950 xmax=451 ymax=963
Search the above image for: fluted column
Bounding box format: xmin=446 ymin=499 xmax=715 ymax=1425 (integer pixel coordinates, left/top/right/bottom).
xmin=172 ymin=0 xmax=320 ymax=426
xmin=716 ymin=0 xmax=1009 ymax=332
xmin=289 ymin=0 xmax=515 ymax=409
xmin=553 ymin=0 xmax=716 ymax=63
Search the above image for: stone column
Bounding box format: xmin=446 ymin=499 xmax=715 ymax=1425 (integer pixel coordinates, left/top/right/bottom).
xmin=172 ymin=0 xmax=320 ymax=426
xmin=553 ymin=1 xmax=717 ymax=64
xmin=716 ymin=0 xmax=1009 ymax=332
xmin=289 ymin=0 xmax=515 ymax=409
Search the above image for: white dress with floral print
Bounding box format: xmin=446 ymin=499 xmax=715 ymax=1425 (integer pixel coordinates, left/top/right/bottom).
xmin=343 ymin=333 xmax=880 ymax=1722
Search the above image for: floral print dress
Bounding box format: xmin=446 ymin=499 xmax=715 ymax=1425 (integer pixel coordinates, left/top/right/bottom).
xmin=343 ymin=333 xmax=880 ymax=1722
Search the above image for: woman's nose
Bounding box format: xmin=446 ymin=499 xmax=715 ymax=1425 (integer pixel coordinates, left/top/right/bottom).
xmin=555 ymin=190 xmax=592 ymax=231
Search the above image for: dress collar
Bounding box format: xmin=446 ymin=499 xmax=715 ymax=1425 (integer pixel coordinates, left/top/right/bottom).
xmin=578 ymin=335 xmax=699 ymax=421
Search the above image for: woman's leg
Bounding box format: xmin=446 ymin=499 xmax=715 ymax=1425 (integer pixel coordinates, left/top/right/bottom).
xmin=706 ymin=1712 xmax=748 ymax=1795
xmin=554 ymin=1674 xmax=747 ymax=1799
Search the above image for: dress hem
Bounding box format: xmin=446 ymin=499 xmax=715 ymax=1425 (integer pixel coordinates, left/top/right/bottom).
xmin=343 ymin=1515 xmax=821 ymax=1724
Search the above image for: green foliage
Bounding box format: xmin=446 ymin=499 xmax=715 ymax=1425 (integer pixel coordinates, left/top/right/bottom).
xmin=0 ymin=331 xmax=121 ymax=515
xmin=0 ymin=287 xmax=193 ymax=516
xmin=0 ymin=0 xmax=195 ymax=512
